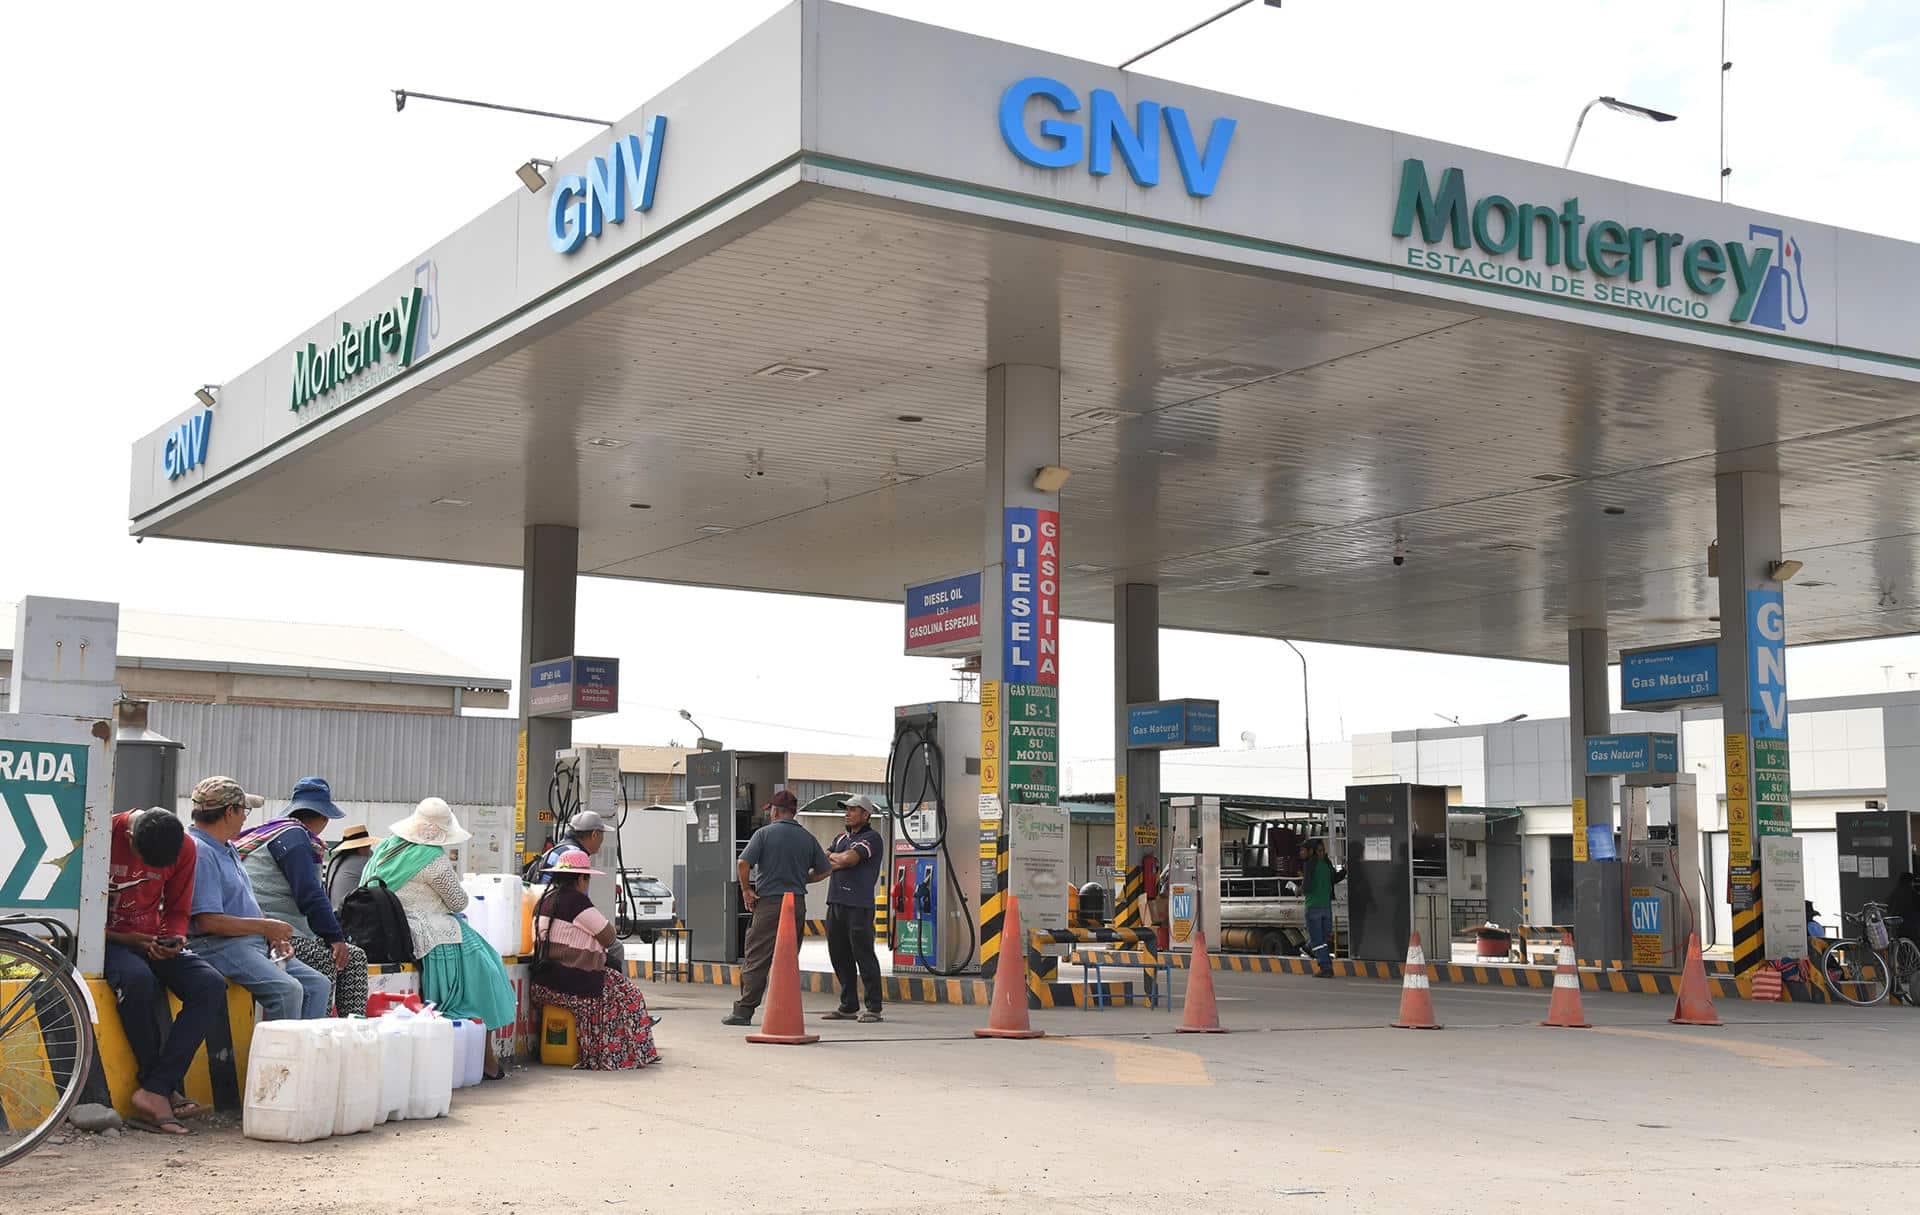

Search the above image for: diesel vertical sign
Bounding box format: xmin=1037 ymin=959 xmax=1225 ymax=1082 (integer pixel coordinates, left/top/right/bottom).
xmin=1003 ymin=507 xmax=1060 ymax=806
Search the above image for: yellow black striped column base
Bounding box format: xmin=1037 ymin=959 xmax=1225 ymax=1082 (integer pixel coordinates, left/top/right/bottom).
xmin=627 ymin=959 xmax=1135 ymax=1009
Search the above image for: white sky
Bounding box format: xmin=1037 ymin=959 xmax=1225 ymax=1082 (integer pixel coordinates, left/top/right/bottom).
xmin=3 ymin=0 xmax=1917 ymax=787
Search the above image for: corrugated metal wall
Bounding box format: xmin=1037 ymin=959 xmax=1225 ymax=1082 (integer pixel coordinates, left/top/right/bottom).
xmin=150 ymin=701 xmax=516 ymax=806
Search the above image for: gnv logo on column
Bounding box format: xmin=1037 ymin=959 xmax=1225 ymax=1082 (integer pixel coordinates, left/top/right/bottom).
xmin=998 ymin=77 xmax=1236 ymax=197
xmin=1747 ymin=589 xmax=1788 ymax=740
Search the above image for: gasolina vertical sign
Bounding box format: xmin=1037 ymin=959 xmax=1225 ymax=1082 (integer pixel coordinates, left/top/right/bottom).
xmin=0 ymin=741 xmax=88 ymax=910
xmin=1002 ymin=506 xmax=1060 ymax=806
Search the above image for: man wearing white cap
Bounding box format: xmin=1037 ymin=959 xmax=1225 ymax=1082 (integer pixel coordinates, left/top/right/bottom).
xmin=822 ymin=794 xmax=887 ymax=1023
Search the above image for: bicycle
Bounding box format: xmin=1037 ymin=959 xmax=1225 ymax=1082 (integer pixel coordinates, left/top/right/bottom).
xmin=0 ymin=915 xmax=96 ymax=1167
xmin=1821 ymin=902 xmax=1920 ymax=1008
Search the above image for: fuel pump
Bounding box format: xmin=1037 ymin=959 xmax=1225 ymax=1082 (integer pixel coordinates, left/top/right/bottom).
xmin=886 ymin=702 xmax=982 ymax=975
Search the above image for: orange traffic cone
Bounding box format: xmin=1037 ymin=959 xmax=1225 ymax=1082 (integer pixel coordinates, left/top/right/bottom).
xmin=746 ymin=893 xmax=819 ymax=1045
xmin=975 ymin=894 xmax=1044 ymax=1039
xmin=1175 ymin=928 xmax=1228 ymax=1034
xmin=1391 ymin=930 xmax=1441 ymax=1029
xmin=1540 ymin=934 xmax=1591 ymax=1028
xmin=1670 ymin=933 xmax=1721 ymax=1027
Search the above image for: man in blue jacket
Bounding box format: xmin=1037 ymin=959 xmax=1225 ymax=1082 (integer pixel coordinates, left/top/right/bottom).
xmin=237 ymin=777 xmax=369 ymax=1016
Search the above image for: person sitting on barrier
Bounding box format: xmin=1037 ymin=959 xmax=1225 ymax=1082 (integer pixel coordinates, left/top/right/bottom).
xmin=236 ymin=777 xmax=370 ymax=1017
xmin=1298 ymin=837 xmax=1346 ymax=978
xmin=185 ymin=777 xmax=333 ymax=1022
xmin=535 ymin=810 xmax=625 ymax=974
xmin=361 ymin=797 xmax=517 ymax=1079
xmin=530 ymin=849 xmax=660 ymax=1070
xmin=103 ymin=806 xmax=229 ymax=1135
xmin=325 ymin=824 xmax=378 ymax=908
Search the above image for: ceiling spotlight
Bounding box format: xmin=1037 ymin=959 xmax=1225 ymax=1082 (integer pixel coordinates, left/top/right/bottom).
xmin=1603 ymin=505 xmax=1628 ymax=516
xmin=1251 ymin=568 xmax=1271 ymax=577
xmin=194 ymin=384 xmax=220 ymax=408
xmin=896 ymin=415 xmax=923 ymax=423
xmin=430 ymin=496 xmax=470 ymax=507
xmin=1032 ymin=465 xmax=1072 ymax=493
xmin=1769 ymin=559 xmax=1804 ymax=582
xmin=583 ymin=436 xmax=630 ymax=450
xmin=629 ymin=502 xmax=652 ymax=510
xmin=516 ymin=158 xmax=555 ymax=193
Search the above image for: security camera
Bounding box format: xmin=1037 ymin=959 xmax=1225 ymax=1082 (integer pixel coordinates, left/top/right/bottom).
xmin=1392 ymin=536 xmax=1408 ymax=567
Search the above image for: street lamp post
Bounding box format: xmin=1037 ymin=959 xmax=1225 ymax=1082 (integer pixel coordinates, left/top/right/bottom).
xmin=1563 ymin=95 xmax=1677 ymax=167
xmin=1282 ymin=640 xmax=1312 ymax=800
xmin=1119 ymin=0 xmax=1283 ymax=70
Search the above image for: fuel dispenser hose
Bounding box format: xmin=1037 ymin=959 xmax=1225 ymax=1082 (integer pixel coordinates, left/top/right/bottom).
xmin=886 ymin=722 xmax=978 ymax=977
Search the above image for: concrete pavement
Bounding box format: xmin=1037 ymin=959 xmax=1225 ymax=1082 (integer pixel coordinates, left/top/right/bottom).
xmin=6 ymin=969 xmax=1914 ymax=1213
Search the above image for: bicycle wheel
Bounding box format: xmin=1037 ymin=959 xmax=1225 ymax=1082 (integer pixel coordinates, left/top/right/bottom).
xmin=1821 ymin=939 xmax=1889 ymax=1006
xmin=0 ymin=930 xmax=95 ymax=1167
xmin=1891 ymin=938 xmax=1920 ymax=1007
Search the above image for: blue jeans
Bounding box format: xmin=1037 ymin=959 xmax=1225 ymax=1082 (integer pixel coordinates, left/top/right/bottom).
xmin=1306 ymin=906 xmax=1333 ymax=974
xmin=103 ymin=943 xmax=228 ymax=1099
xmin=188 ymin=935 xmax=330 ymax=1020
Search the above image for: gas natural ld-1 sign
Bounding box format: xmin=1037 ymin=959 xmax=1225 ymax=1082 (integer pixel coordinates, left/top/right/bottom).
xmin=1391 ymin=160 xmax=1809 ymax=332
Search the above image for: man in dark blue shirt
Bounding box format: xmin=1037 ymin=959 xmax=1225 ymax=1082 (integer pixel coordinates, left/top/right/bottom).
xmin=822 ymin=794 xmax=887 ymax=1022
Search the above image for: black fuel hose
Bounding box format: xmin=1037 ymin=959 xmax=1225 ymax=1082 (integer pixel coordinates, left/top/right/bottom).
xmin=887 ymin=721 xmax=977 ymax=976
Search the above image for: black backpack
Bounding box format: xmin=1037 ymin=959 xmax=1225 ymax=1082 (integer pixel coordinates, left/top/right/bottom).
xmin=338 ymin=879 xmax=416 ymax=964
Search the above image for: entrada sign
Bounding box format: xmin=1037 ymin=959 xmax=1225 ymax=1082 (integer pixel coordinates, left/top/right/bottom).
xmin=1392 ymin=159 xmax=1790 ymax=326
xmin=289 ymin=287 xmax=425 ymax=411
xmin=163 ymin=409 xmax=212 ymax=481
xmin=999 ymin=77 xmax=1236 ymax=198
xmin=549 ymin=115 xmax=667 ymax=255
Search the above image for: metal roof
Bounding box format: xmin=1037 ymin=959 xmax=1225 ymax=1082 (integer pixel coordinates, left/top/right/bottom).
xmin=0 ymin=603 xmax=508 ymax=691
xmin=128 ymin=3 xmax=1920 ymax=664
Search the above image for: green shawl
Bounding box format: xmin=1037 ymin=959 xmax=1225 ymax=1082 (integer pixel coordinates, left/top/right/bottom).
xmin=360 ymin=836 xmax=441 ymax=890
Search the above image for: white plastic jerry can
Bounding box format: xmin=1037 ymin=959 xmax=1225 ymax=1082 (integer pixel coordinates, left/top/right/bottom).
xmin=373 ymin=1012 xmax=415 ymax=1124
xmin=406 ymin=1011 xmax=455 ymax=1119
xmin=243 ymin=1020 xmax=343 ymax=1143
xmin=331 ymin=1018 xmax=382 ymax=1135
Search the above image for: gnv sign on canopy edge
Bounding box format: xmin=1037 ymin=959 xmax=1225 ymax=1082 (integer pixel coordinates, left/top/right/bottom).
xmin=162 ymin=409 xmax=212 ymax=481
xmin=998 ymin=77 xmax=1236 ymax=197
xmin=549 ymin=116 xmax=667 ymax=255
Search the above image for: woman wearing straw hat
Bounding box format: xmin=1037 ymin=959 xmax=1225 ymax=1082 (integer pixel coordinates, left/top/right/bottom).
xmin=531 ymin=849 xmax=661 ymax=1071
xmin=360 ymin=798 xmax=517 ymax=1079
xmin=325 ymin=824 xmax=378 ymax=908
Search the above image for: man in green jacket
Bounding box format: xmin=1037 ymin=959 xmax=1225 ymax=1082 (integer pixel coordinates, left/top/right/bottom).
xmin=1298 ymin=838 xmax=1346 ymax=977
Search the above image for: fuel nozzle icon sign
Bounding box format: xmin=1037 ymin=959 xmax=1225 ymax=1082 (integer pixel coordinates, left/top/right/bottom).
xmin=1746 ymin=224 xmax=1809 ymax=332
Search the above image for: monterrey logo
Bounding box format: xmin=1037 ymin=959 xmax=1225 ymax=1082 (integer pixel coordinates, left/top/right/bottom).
xmin=1742 ymin=224 xmax=1809 ymax=332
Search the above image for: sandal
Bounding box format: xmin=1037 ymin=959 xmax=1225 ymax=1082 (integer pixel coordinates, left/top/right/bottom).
xmin=127 ymin=1115 xmax=190 ymax=1136
xmin=169 ymin=1094 xmax=206 ymax=1119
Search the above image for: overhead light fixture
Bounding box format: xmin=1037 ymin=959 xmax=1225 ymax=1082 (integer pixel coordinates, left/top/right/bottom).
xmin=194 ymin=384 xmax=220 ymax=408
xmin=1564 ymin=94 xmax=1678 ymax=166
xmin=1770 ymin=559 xmax=1804 ymax=581
xmin=1707 ymin=540 xmax=1720 ymax=579
xmin=1603 ymin=505 xmax=1628 ymax=516
xmin=516 ymin=158 xmax=554 ymax=193
xmin=896 ymin=415 xmax=923 ymax=423
xmin=697 ymin=524 xmax=734 ymax=534
xmin=429 ymin=496 xmax=470 ymax=507
xmin=1502 ymin=713 xmax=1529 ymax=723
xmin=1251 ymin=568 xmax=1271 ymax=577
xmin=752 ymin=363 xmax=827 ymax=383
xmin=629 ymin=502 xmax=652 ymax=510
xmin=583 ymin=436 xmax=630 ymax=450
xmin=1032 ymin=465 xmax=1072 ymax=492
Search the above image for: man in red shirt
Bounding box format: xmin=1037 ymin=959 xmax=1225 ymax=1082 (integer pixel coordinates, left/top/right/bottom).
xmin=104 ymin=807 xmax=228 ymax=1135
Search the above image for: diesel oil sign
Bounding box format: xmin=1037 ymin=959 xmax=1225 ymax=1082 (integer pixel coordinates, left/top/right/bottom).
xmin=1391 ymin=159 xmax=1807 ymax=330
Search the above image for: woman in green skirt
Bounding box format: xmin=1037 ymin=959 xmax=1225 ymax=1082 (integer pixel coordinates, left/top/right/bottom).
xmin=361 ymin=798 xmax=517 ymax=1078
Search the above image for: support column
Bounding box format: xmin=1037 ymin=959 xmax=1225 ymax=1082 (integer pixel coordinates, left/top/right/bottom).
xmin=1716 ymin=470 xmax=1791 ymax=973
xmin=517 ymin=524 xmax=578 ymax=870
xmin=1112 ymin=583 xmax=1160 ymax=928
xmin=1567 ymin=626 xmax=1623 ymax=961
xmin=978 ymin=365 xmax=1060 ymax=979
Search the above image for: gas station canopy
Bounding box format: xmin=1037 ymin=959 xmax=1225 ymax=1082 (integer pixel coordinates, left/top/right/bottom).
xmin=130 ymin=1 xmax=1920 ymax=662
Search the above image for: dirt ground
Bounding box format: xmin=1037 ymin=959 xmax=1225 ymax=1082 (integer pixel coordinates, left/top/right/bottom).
xmin=5 ymin=971 xmax=1916 ymax=1213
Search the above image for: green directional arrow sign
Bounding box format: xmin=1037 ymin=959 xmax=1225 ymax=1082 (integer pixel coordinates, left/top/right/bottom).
xmin=0 ymin=740 xmax=88 ymax=910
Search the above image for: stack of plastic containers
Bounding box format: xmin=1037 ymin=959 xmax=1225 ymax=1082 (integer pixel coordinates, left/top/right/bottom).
xmin=243 ymin=1007 xmax=459 ymax=1142
xmin=460 ymin=873 xmax=524 ymax=957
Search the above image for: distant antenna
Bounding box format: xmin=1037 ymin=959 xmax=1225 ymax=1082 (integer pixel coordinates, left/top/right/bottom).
xmin=1719 ymin=0 xmax=1732 ymax=200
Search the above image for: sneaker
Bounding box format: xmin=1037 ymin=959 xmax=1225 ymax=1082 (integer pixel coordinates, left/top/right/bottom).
xmin=857 ymin=1010 xmax=884 ymax=1023
xmin=821 ymin=1009 xmax=859 ymax=1021
xmin=720 ymin=1013 xmax=752 ymax=1026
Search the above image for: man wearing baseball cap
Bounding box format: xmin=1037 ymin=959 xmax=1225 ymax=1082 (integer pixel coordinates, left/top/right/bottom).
xmin=184 ymin=777 xmax=331 ymax=1022
xmin=722 ymin=790 xmax=832 ymax=1026
xmin=822 ymin=794 xmax=887 ymax=1022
